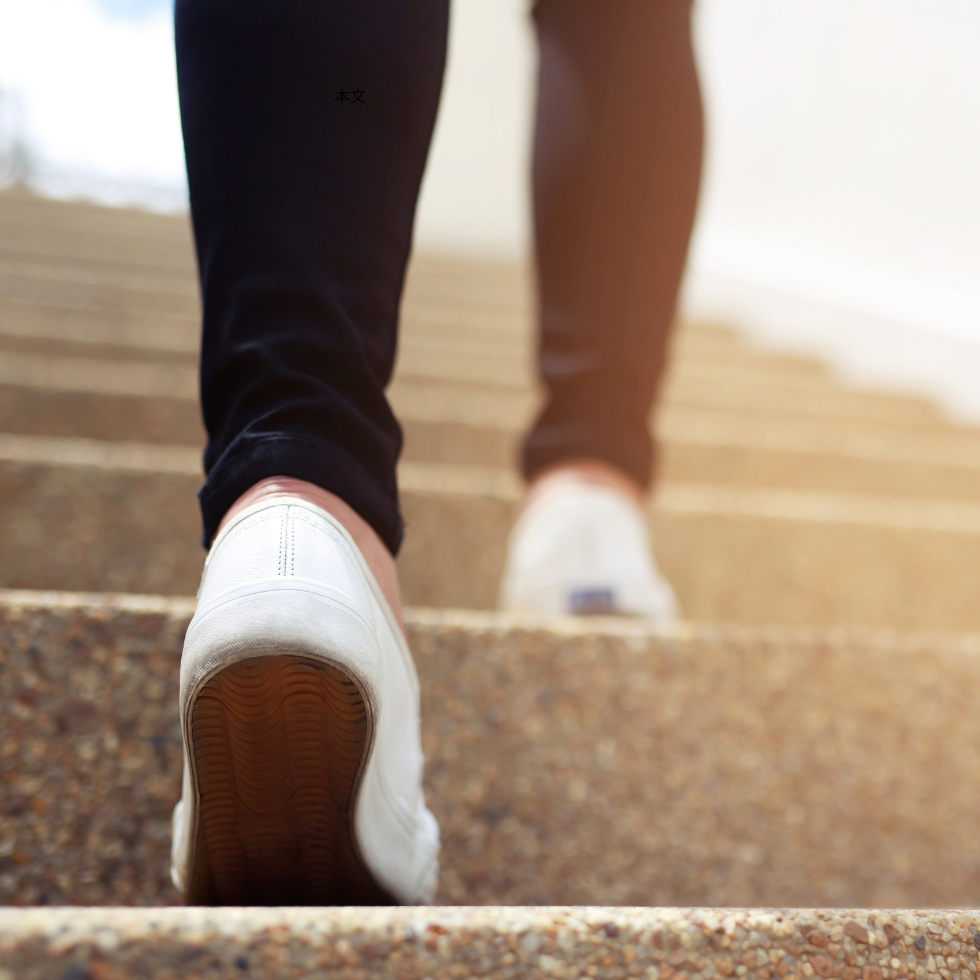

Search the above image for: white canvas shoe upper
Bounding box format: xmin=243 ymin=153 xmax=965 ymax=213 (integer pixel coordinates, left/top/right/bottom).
xmin=498 ymin=481 xmax=678 ymax=621
xmin=170 ymin=495 xmax=440 ymax=904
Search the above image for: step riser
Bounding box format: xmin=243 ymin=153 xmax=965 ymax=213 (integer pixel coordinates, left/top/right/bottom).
xmin=0 ymin=194 xmax=193 ymax=236
xmin=435 ymin=489 xmax=976 ymax=631
xmin=651 ymin=506 xmax=980 ymax=631
xmin=389 ymin=377 xmax=950 ymax=432
xmin=0 ymin=298 xmax=200 ymax=353
xmin=4 ymin=458 xmax=980 ymax=630
xmin=663 ymin=443 xmax=980 ymax=499
xmin=394 ymin=348 xmax=839 ymax=391
xmin=0 ymin=387 xmax=518 ymax=462
xmin=0 ymin=385 xmax=204 ymax=445
xmin=6 ymin=381 xmax=980 ymax=503
xmin=0 ymin=236 xmax=196 ymax=273
xmin=402 ymin=489 xmax=980 ymax=629
xmin=0 ymin=296 xmax=531 ymax=347
xmin=0 ymin=462 xmax=203 ymax=596
xmin=0 ymin=328 xmax=950 ymax=431
xmin=0 ymin=273 xmax=199 ymax=318
xmin=0 ymin=295 xmax=824 ymax=380
xmin=4 ymin=596 xmax=980 ymax=909
xmin=403 ymin=419 xmax=519 ymax=468
xmin=405 ymin=430 xmax=980 ymax=500
xmin=3 ymin=371 xmax=980 ymax=499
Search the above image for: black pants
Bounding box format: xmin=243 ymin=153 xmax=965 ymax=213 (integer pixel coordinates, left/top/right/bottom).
xmin=176 ymin=0 xmax=703 ymax=556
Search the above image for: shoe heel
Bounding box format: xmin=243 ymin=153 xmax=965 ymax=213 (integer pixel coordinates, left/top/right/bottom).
xmin=186 ymin=651 xmax=395 ymax=906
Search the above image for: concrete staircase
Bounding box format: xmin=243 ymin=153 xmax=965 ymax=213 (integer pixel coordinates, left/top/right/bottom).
xmin=5 ymin=192 xmax=980 ymax=625
xmin=3 ymin=188 xmax=980 ymax=975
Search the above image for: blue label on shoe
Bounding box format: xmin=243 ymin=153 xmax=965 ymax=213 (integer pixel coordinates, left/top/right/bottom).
xmin=569 ymin=588 xmax=617 ymax=615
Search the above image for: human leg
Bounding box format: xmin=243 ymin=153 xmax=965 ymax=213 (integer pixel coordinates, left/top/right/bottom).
xmin=524 ymin=0 xmax=703 ymax=487
xmin=177 ymin=0 xmax=448 ymax=558
xmin=171 ymin=0 xmax=448 ymax=905
xmin=501 ymin=0 xmax=703 ymax=617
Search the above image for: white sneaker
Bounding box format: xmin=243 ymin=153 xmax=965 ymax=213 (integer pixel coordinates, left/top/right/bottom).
xmin=498 ymin=481 xmax=678 ymax=621
xmin=170 ymin=496 xmax=440 ymax=906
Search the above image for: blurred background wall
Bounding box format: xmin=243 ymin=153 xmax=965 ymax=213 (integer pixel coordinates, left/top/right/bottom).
xmin=2 ymin=0 xmax=980 ymax=418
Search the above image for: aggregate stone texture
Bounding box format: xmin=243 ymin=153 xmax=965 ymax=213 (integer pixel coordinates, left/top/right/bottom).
xmin=5 ymin=594 xmax=980 ymax=908
xmin=0 ymin=593 xmax=194 ymax=905
xmin=2 ymin=908 xmax=980 ymax=980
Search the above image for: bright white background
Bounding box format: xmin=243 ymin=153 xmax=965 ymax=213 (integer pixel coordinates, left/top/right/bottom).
xmin=0 ymin=0 xmax=184 ymax=205
xmin=3 ymin=0 xmax=980 ymax=416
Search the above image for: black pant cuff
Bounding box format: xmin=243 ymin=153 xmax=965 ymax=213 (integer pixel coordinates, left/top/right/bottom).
xmin=521 ymin=426 xmax=654 ymax=490
xmin=199 ymin=433 xmax=404 ymax=556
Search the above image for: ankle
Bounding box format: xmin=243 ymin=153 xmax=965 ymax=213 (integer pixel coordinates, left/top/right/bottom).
xmin=522 ymin=458 xmax=646 ymax=515
xmin=216 ymin=476 xmax=406 ymax=633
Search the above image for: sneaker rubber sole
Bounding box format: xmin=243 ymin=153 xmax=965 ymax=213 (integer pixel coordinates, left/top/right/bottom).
xmin=185 ymin=651 xmax=395 ymax=906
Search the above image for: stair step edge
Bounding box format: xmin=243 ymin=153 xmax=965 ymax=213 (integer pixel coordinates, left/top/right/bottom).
xmin=0 ymin=907 xmax=975 ymax=980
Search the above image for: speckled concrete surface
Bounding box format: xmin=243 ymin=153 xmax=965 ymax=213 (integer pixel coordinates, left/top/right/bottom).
xmin=0 ymin=591 xmax=193 ymax=905
xmin=410 ymin=610 xmax=980 ymax=908
xmin=2 ymin=907 xmax=980 ymax=980
xmin=6 ymin=593 xmax=980 ymax=908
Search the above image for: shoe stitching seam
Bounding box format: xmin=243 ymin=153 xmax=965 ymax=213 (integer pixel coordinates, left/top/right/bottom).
xmin=202 ymin=510 xmax=284 ymax=587
xmin=289 ymin=512 xmax=374 ymax=598
xmin=220 ymin=510 xmax=284 ymax=549
xmin=208 ymin=506 xmax=285 ymax=557
xmin=278 ymin=508 xmax=286 ymax=579
xmin=210 ymin=502 xmax=399 ymax=655
xmin=200 ymin=506 xmax=374 ymax=622
xmin=287 ymin=509 xmax=419 ymax=693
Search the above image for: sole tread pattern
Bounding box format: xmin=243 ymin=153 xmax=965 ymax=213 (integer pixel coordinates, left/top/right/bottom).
xmin=187 ymin=654 xmax=392 ymax=906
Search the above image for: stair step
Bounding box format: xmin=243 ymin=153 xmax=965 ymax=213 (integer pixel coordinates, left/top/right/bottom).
xmin=0 ymin=291 xmax=833 ymax=390
xmin=0 ymin=317 xmax=946 ymax=433
xmin=1 ymin=907 xmax=976 ymax=980
xmin=405 ymin=413 xmax=980 ymax=501
xmin=0 ymin=436 xmax=202 ymax=595
xmin=388 ymin=375 xmax=949 ymax=433
xmin=392 ymin=342 xmax=842 ymax=392
xmin=0 ymin=361 xmax=977 ymax=498
xmin=0 ymin=348 xmax=198 ymax=400
xmin=0 ymin=258 xmax=200 ymax=317
xmin=0 ymin=383 xmax=204 ymax=445
xmin=4 ymin=436 xmax=980 ymax=627
xmin=4 ymin=590 xmax=980 ymax=909
xmin=0 ymin=337 xmax=963 ymax=467
xmin=396 ymin=464 xmax=980 ymax=628
xmin=0 ymin=296 xmax=201 ymax=353
xmin=0 ymin=191 xmax=194 ymax=255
